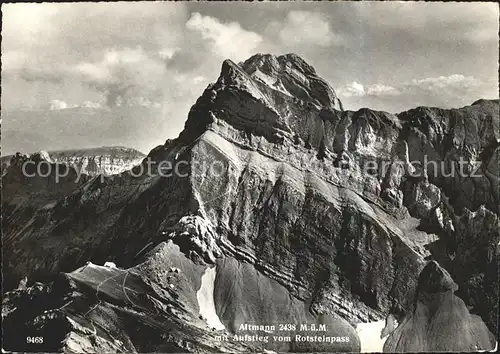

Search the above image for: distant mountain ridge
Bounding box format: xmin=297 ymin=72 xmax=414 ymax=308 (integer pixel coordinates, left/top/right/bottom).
xmin=1 ymin=146 xmax=145 ymax=176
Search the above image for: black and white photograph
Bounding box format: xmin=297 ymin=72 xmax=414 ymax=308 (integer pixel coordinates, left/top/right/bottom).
xmin=1 ymin=1 xmax=499 ymax=352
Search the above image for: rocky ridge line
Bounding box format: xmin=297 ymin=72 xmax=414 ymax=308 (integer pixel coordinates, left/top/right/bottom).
xmin=1 ymin=146 xmax=145 ymax=177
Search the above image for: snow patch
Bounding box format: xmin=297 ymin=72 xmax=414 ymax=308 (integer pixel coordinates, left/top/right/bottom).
xmin=196 ymin=266 xmax=225 ymax=330
xmin=356 ymin=320 xmax=387 ymax=353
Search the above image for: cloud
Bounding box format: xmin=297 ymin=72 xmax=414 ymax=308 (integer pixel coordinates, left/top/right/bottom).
xmin=81 ymin=100 xmax=103 ymax=109
xmin=339 ymin=74 xmax=497 ymax=112
xmin=1 ymin=2 xmax=192 ymax=111
xmin=1 ymin=51 xmax=29 ymax=71
xmin=356 ymin=2 xmax=499 ymax=42
xmin=338 ymin=82 xmax=400 ymax=98
xmin=158 ymin=47 xmax=179 ymax=60
xmin=340 ymin=75 xmax=484 ymax=98
xmin=1 ymin=2 xmax=498 ymax=154
xmin=72 ymin=47 xmax=167 ymax=107
xmin=399 ymin=74 xmax=494 ymax=108
xmin=2 ymin=3 xmax=188 ymax=63
xmin=186 ymin=13 xmax=263 ymax=61
xmin=367 ymin=84 xmax=400 ymax=96
xmin=17 ymin=68 xmax=66 ymax=84
xmin=192 ymin=76 xmax=207 ymax=85
xmin=75 ymin=62 xmax=111 ymax=83
xmin=338 ymin=82 xmax=366 ymax=97
xmin=409 ymin=74 xmax=482 ymax=92
xmin=273 ymin=11 xmax=342 ymax=47
xmin=1 ymin=2 xmax=215 ymax=153
xmin=49 ymin=100 xmax=77 ymax=110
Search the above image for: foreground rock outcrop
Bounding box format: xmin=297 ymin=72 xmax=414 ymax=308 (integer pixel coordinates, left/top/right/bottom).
xmin=2 ymin=242 xmax=254 ymax=353
xmin=2 ymin=239 xmax=360 ymax=353
xmin=2 ymin=53 xmax=498 ymax=352
xmin=383 ymin=261 xmax=496 ymax=352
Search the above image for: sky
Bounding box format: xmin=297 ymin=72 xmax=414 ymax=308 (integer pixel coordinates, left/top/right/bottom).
xmin=1 ymin=1 xmax=499 ymax=155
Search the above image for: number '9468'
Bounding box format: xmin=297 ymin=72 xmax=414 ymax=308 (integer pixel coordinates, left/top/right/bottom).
xmin=26 ymin=336 xmax=44 ymax=344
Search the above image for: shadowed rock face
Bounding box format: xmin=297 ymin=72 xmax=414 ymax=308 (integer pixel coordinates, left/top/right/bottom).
xmin=399 ymin=102 xmax=499 ymax=214
xmin=2 ymin=53 xmax=498 ymax=352
xmin=383 ymin=261 xmax=496 ymax=352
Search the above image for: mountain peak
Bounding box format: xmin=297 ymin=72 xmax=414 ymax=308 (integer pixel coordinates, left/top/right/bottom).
xmin=241 ymin=53 xmax=317 ymax=76
xmin=237 ymin=53 xmax=341 ymax=110
xmin=180 ymin=53 xmax=343 ymax=146
xmin=417 ymin=261 xmax=458 ymax=294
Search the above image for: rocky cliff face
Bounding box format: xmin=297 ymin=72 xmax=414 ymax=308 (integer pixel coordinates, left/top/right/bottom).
xmin=2 ymin=53 xmax=498 ymax=353
xmin=1 ymin=146 xmax=145 ymax=177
